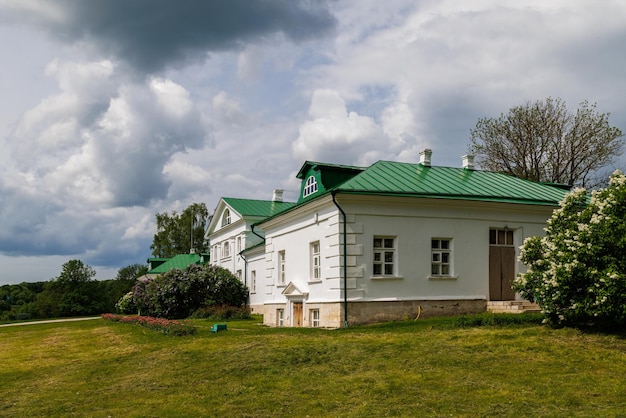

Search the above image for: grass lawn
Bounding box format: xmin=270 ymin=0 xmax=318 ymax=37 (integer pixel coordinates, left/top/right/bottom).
xmin=1 ymin=315 xmax=625 ymax=417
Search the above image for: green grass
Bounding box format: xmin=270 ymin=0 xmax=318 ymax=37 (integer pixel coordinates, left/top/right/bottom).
xmin=1 ymin=315 xmax=625 ymax=417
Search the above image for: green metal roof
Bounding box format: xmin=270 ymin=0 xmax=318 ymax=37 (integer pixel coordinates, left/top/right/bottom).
xmin=222 ymin=198 xmax=296 ymax=218
xmin=147 ymin=253 xmax=208 ymax=275
xmin=337 ymin=161 xmax=569 ymax=205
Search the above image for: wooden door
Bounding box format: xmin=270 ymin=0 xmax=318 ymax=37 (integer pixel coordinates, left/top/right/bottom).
xmin=489 ymin=246 xmax=516 ymax=300
xmin=292 ymin=302 xmax=303 ymax=327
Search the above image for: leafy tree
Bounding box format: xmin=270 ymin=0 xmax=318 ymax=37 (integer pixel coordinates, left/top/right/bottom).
xmin=469 ymin=98 xmax=624 ymax=187
xmin=132 ymin=264 xmax=248 ymax=319
xmin=110 ymin=264 xmax=148 ymax=302
xmin=34 ymin=260 xmax=107 ymax=317
xmin=514 ymin=170 xmax=626 ymax=328
xmin=150 ymin=203 xmax=209 ymax=258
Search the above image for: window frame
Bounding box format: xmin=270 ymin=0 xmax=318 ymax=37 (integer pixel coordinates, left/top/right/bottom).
xmin=221 ymin=209 xmax=231 ymax=227
xmin=278 ymin=250 xmax=286 ymax=285
xmin=250 ymin=270 xmax=256 ymax=294
xmin=277 ymin=309 xmax=284 ymax=327
xmin=303 ymin=176 xmax=318 ymax=198
xmin=431 ymin=238 xmax=453 ymax=277
xmin=223 ymin=241 xmax=230 ymax=259
xmin=373 ymin=236 xmax=396 ymax=277
xmin=310 ymin=309 xmax=320 ymax=328
xmin=310 ymin=241 xmax=321 ymax=281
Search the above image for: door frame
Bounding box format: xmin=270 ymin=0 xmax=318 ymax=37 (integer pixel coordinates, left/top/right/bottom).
xmin=489 ymin=228 xmax=517 ymax=301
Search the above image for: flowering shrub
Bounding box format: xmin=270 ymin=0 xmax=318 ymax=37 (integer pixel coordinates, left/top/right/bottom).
xmin=115 ymin=291 xmax=136 ymax=314
xmin=131 ymin=264 xmax=248 ymax=319
xmin=514 ymin=170 xmax=626 ymax=328
xmin=101 ymin=313 xmax=196 ymax=336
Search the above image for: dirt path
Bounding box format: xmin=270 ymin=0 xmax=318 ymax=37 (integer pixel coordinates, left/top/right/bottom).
xmin=0 ymin=317 xmax=101 ymax=327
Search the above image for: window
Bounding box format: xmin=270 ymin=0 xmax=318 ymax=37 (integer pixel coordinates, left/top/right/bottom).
xmin=310 ymin=241 xmax=321 ymax=281
xmin=490 ymin=228 xmax=514 ymax=246
xmin=223 ymin=241 xmax=230 ymax=258
xmin=251 ymin=270 xmax=256 ymax=293
xmin=236 ymin=270 xmax=242 ymax=280
xmin=310 ymin=309 xmax=320 ymax=328
xmin=303 ymin=176 xmax=318 ymax=198
xmin=278 ymin=250 xmax=286 ymax=285
xmin=373 ymin=237 xmax=395 ymax=276
xmin=277 ymin=309 xmax=284 ymax=327
xmin=212 ymin=245 xmax=219 ymax=263
xmin=431 ymin=239 xmax=452 ymax=276
xmin=236 ymin=236 xmax=242 ymax=253
xmin=221 ymin=209 xmax=231 ymax=227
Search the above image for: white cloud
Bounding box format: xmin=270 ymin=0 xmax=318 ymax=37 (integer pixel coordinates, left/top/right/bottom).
xmin=293 ymin=89 xmax=386 ymax=166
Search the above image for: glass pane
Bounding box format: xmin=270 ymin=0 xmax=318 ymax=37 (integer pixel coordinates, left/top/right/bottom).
xmin=431 ymin=239 xmax=439 ymax=249
xmin=374 ymin=238 xmax=382 ymax=248
xmin=489 ymin=229 xmax=496 ymax=245
xmin=432 ymin=253 xmax=440 ymax=262
xmin=373 ymin=264 xmax=382 ymax=275
xmin=442 ymin=253 xmax=449 ymax=263
xmin=374 ymin=252 xmax=381 ymax=262
xmin=441 ymin=240 xmax=450 ymax=250
xmin=442 ymin=265 xmax=450 ymax=275
xmin=506 ymin=230 xmax=514 ymax=246
xmin=384 ymin=238 xmax=394 ymax=248
xmin=431 ymin=264 xmax=439 ymax=275
xmin=498 ymin=230 xmax=505 ymax=245
xmin=384 ymin=264 xmax=393 ymax=275
xmin=385 ymin=251 xmax=393 ymax=262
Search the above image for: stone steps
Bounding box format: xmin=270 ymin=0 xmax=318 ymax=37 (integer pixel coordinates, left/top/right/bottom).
xmin=486 ymin=300 xmax=541 ymax=314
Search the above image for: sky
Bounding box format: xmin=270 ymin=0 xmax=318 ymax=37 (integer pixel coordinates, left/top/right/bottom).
xmin=1 ymin=0 xmax=625 ymax=285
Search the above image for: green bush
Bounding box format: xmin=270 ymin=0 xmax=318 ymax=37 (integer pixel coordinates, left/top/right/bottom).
xmin=132 ymin=265 xmax=248 ymax=319
xmin=190 ymin=305 xmax=251 ymax=320
xmin=514 ymin=170 xmax=626 ymax=328
xmin=455 ymin=312 xmax=544 ymax=328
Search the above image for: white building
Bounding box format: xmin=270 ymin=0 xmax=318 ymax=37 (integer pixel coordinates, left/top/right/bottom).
xmin=207 ymin=151 xmax=569 ymax=328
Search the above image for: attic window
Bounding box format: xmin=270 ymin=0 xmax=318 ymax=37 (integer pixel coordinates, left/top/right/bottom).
xmin=303 ymin=176 xmax=318 ymax=198
xmin=221 ymin=209 xmax=231 ymax=227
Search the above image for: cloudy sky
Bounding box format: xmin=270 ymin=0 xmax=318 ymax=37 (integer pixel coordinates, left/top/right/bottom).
xmin=1 ymin=0 xmax=625 ymax=285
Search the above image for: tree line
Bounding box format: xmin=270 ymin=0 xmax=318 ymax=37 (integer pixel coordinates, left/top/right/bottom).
xmin=0 ymin=262 xmax=146 ymax=321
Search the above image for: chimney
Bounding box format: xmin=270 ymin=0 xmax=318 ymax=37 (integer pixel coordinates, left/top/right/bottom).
xmin=272 ymin=189 xmax=284 ymax=202
xmin=461 ymin=154 xmax=475 ymax=170
xmin=419 ymin=149 xmax=432 ymax=167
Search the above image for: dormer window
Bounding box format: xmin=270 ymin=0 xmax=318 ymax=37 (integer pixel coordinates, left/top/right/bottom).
xmin=221 ymin=209 xmax=231 ymax=227
xmin=303 ymin=176 xmax=318 ymax=198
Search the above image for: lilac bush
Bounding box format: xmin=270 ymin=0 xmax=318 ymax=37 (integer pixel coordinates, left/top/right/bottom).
xmin=514 ymin=170 xmax=626 ymax=328
xmin=132 ymin=264 xmax=248 ymax=319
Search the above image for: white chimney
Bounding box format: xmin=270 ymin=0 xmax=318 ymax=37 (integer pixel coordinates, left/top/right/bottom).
xmin=272 ymin=189 xmax=284 ymax=202
xmin=462 ymin=154 xmax=475 ymax=170
xmin=419 ymin=149 xmax=432 ymax=167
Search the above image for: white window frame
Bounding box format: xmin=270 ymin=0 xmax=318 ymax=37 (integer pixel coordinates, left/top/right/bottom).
xmin=310 ymin=241 xmax=321 ymax=281
xmin=277 ymin=309 xmax=284 ymax=327
xmin=278 ymin=250 xmax=286 ymax=285
xmin=251 ymin=270 xmax=256 ymax=293
xmin=221 ymin=209 xmax=231 ymax=227
xmin=236 ymin=270 xmax=242 ymax=280
xmin=431 ymin=238 xmax=452 ymax=276
xmin=373 ymin=236 xmax=396 ymax=277
xmin=310 ymin=309 xmax=320 ymax=328
xmin=236 ymin=236 xmax=242 ymax=253
xmin=223 ymin=241 xmax=230 ymax=259
xmin=303 ymin=176 xmax=318 ymax=198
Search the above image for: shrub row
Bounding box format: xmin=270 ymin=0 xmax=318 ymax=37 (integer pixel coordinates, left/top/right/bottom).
xmin=455 ymin=312 xmax=544 ymax=328
xmin=101 ymin=313 xmax=196 ymax=336
xmin=190 ymin=305 xmax=251 ymax=320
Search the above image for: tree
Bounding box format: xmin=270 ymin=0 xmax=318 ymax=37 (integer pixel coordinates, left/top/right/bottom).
xmin=150 ymin=203 xmax=209 ymax=258
xmin=514 ymin=170 xmax=626 ymax=328
xmin=34 ymin=260 xmax=107 ymax=317
xmin=469 ymin=98 xmax=624 ymax=187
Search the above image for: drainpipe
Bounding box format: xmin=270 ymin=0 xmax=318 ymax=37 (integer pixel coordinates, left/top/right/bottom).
xmin=239 ymin=251 xmax=249 ymax=306
xmin=331 ymin=191 xmax=349 ymax=328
